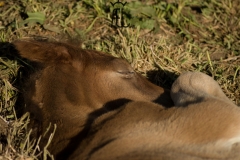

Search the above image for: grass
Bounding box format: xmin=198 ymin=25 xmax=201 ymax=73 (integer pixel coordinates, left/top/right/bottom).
xmin=0 ymin=0 xmax=239 ymax=159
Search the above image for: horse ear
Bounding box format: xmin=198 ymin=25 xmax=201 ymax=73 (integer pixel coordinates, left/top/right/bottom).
xmin=13 ymin=40 xmax=71 ymax=63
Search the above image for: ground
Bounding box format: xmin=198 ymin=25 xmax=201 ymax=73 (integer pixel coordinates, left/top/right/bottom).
xmin=0 ymin=0 xmax=239 ymax=159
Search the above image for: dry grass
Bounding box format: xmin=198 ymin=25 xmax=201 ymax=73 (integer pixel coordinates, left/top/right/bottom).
xmin=0 ymin=0 xmax=239 ymax=159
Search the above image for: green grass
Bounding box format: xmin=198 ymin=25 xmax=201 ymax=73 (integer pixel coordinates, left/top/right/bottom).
xmin=0 ymin=0 xmax=239 ymax=159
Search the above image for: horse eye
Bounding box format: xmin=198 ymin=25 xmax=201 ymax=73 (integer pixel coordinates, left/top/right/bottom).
xmin=117 ymin=71 xmax=135 ymax=79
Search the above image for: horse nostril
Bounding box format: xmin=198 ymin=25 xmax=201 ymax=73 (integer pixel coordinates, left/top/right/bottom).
xmin=117 ymin=71 xmax=135 ymax=79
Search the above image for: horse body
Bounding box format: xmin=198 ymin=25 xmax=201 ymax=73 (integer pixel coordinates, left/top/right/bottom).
xmin=69 ymin=73 xmax=240 ymax=159
xmin=13 ymin=40 xmax=240 ymax=160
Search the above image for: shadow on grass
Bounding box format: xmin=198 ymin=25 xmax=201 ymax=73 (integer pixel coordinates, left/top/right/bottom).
xmin=0 ymin=42 xmax=35 ymax=118
xmin=146 ymin=68 xmax=178 ymax=90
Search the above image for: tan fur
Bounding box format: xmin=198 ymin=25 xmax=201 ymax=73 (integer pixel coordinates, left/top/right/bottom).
xmin=13 ymin=40 xmax=240 ymax=160
xmin=69 ymin=72 xmax=240 ymax=160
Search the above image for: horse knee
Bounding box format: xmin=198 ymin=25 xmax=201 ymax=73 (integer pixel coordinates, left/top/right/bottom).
xmin=171 ymin=72 xmax=229 ymax=106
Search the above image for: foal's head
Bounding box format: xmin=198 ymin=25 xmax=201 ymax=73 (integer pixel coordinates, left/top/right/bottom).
xmin=14 ymin=39 xmax=172 ymax=109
